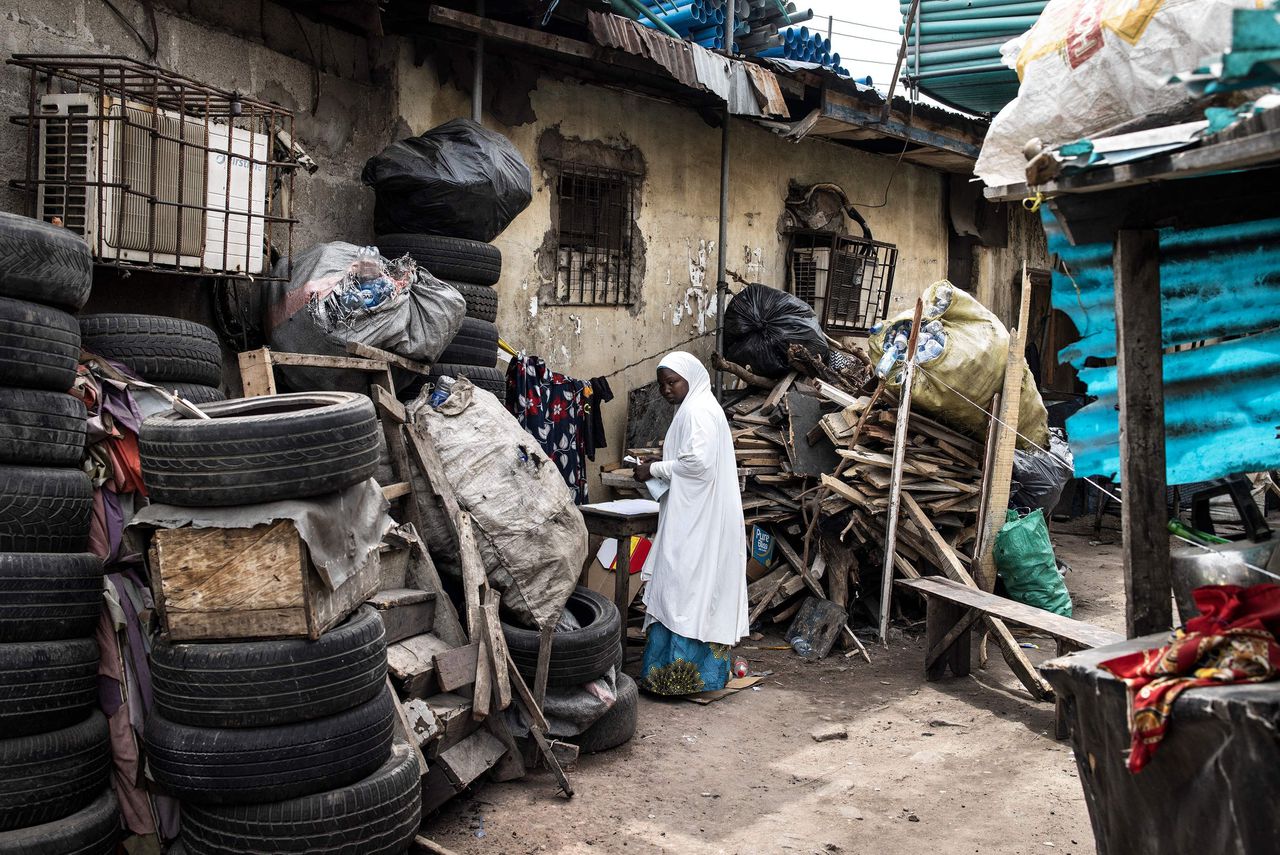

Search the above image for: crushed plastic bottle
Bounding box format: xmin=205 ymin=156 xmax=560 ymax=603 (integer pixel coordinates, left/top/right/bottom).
xmin=790 ymin=637 xmax=813 ymax=657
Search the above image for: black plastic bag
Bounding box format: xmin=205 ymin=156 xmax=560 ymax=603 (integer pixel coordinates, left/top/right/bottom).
xmin=361 ymin=118 xmax=532 ymax=242
xmin=1010 ymin=428 xmax=1075 ymax=514
xmin=724 ymin=284 xmax=829 ymax=379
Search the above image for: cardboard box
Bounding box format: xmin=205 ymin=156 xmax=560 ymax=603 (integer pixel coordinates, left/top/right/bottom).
xmin=585 ymin=536 xmax=650 ymax=607
xmin=746 ymin=525 xmax=776 ymax=581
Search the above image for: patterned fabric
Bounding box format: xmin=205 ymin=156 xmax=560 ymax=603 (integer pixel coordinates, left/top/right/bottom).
xmin=1100 ymin=584 xmax=1280 ymax=773
xmin=506 ymin=355 xmax=590 ymax=504
xmin=640 ymin=620 xmax=731 ymax=696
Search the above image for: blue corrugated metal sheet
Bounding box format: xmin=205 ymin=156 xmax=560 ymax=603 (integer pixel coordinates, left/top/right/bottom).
xmin=1045 ymin=210 xmax=1280 ymax=485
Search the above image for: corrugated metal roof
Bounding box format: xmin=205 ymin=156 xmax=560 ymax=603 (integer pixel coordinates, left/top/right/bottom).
xmin=586 ymin=11 xmax=787 ymax=118
xmin=1046 ymin=209 xmax=1280 ymax=485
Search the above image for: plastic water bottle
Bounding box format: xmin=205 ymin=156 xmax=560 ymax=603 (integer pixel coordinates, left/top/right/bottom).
xmin=790 ymin=637 xmax=813 ymax=657
xmin=429 ymin=375 xmax=456 ymax=408
xmin=732 ymin=658 xmax=749 ymax=678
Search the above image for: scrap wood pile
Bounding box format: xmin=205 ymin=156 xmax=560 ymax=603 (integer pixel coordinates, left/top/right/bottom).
xmin=611 ymin=341 xmax=991 ymax=651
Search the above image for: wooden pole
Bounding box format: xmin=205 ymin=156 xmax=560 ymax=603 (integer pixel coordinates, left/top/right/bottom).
xmin=1114 ymin=229 xmax=1172 ymax=637
xmin=878 ymin=298 xmax=924 ymax=644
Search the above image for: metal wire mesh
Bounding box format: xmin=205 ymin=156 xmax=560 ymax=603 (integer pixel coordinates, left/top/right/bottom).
xmin=553 ymin=161 xmax=637 ymax=305
xmin=8 ymin=54 xmax=297 ymax=282
xmin=787 ymin=230 xmax=898 ymax=335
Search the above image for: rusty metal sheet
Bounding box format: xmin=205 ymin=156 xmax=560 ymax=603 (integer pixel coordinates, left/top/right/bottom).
xmin=586 ymin=11 xmax=787 ymax=118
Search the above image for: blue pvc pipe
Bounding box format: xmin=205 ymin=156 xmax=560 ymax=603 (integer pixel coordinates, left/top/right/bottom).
xmin=756 ymin=46 xmax=785 ymax=57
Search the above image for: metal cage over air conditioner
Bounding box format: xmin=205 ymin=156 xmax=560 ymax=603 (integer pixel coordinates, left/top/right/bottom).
xmin=785 ymin=230 xmax=898 ymax=336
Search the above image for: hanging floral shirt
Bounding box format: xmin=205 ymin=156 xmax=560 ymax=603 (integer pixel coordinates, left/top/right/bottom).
xmin=506 ymin=355 xmax=590 ymax=504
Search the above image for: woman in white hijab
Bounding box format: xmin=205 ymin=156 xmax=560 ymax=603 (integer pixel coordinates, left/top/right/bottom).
xmin=633 ymin=351 xmax=748 ymax=695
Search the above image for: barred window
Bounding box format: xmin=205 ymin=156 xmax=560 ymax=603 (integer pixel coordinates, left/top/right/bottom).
xmin=553 ymin=162 xmax=637 ymax=305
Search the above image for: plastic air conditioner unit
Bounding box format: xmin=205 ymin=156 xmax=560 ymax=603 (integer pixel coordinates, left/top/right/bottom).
xmin=36 ymin=93 xmax=269 ymax=275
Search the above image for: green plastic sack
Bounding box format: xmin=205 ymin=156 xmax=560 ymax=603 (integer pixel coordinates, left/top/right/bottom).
xmin=993 ymin=508 xmax=1072 ymax=617
xmin=867 ymin=281 xmax=1048 ymax=450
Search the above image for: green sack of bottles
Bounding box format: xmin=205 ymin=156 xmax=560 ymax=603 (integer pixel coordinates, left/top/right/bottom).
xmin=993 ymin=508 xmax=1072 ymax=617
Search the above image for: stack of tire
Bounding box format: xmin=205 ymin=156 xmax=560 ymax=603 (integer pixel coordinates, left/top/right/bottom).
xmin=502 ymin=586 xmax=639 ymax=754
xmin=78 ymin=313 xmax=226 ymax=404
xmin=136 ymin=391 xmax=421 ymax=853
xmin=0 ymin=212 xmax=118 ymax=852
xmin=375 ymin=234 xmax=506 ymax=398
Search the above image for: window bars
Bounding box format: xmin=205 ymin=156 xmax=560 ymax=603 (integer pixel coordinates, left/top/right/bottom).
xmin=787 ymin=230 xmax=898 ymax=335
xmin=8 ymin=54 xmax=298 ymax=282
xmin=553 ymin=161 xmax=637 ymax=306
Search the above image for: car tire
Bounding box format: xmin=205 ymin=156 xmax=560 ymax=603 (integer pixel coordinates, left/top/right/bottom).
xmin=0 ymin=710 xmax=111 ymax=832
xmin=0 ymin=388 xmax=87 ymax=467
xmin=181 ymin=741 xmax=421 ymax=855
xmin=428 ymin=364 xmax=506 ymax=398
xmin=502 ymin=587 xmax=621 ymax=690
xmin=167 ymin=382 xmax=227 ymax=405
xmin=145 ymin=687 xmax=395 ymax=805
xmin=0 ymin=786 xmax=119 ymax=855
xmin=447 ymin=281 xmax=498 ymax=323
xmin=0 ymin=553 xmax=104 ymax=642
xmin=139 ymin=391 xmax=380 ymax=506
xmin=374 ymin=234 xmax=501 ymax=286
xmin=152 ymin=606 xmax=388 ymax=728
xmin=437 ymin=317 xmax=498 ymax=367
xmin=0 ymin=466 xmax=92 ymax=553
xmin=79 ymin=314 xmax=222 ymax=386
xmin=0 ymin=296 xmax=81 ymax=392
xmin=569 ymin=672 xmax=638 ymax=754
xmin=0 ymin=636 xmax=100 ymax=737
xmin=0 ymin=212 xmax=93 ymax=312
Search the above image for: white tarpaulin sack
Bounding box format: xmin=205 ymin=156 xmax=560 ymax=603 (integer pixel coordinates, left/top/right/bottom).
xmin=408 ymin=378 xmax=586 ymax=630
xmin=976 ymin=0 xmax=1257 ymax=188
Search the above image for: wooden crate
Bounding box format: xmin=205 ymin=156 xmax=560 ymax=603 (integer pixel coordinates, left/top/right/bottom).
xmin=149 ymin=519 xmax=381 ymax=642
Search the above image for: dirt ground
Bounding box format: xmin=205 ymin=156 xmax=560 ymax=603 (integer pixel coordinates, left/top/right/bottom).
xmin=429 ymin=517 xmax=1128 ymax=855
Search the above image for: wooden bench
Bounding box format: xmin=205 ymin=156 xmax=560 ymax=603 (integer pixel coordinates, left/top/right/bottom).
xmin=897 ymin=576 xmax=1124 ymax=737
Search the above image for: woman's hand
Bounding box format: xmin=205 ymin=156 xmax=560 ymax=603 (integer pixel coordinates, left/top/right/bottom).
xmin=633 ymin=460 xmax=654 ymax=482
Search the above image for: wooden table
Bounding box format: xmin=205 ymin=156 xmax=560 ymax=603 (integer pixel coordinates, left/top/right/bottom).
xmin=579 ymin=501 xmax=660 ymax=659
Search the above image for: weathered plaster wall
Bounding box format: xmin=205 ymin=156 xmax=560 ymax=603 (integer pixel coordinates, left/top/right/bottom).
xmin=974 ymin=203 xmax=1052 ymax=328
xmin=398 ymin=51 xmax=951 ymax=494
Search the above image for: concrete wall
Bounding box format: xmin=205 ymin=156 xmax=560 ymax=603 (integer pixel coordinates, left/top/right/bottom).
xmin=397 ymin=49 xmax=953 ymax=494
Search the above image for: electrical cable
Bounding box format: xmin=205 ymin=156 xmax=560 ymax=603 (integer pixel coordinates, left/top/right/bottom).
xmin=98 ymin=0 xmax=159 ymax=59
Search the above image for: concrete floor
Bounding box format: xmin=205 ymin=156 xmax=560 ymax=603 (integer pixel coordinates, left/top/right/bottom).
xmin=428 ymin=518 xmax=1128 ymax=855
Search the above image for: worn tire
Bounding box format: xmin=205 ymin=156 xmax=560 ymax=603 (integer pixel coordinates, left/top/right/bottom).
xmin=570 ymin=672 xmax=638 ymax=754
xmin=437 ymin=317 xmax=499 ymax=367
xmin=79 ymin=314 xmax=222 ymax=385
xmin=0 ymin=787 xmax=119 ymax=855
xmin=0 ymin=388 xmax=87 ymax=467
xmin=0 ymin=710 xmax=111 ymax=832
xmin=181 ymin=742 xmax=421 ymax=855
xmin=429 ymin=364 xmax=506 ymax=398
xmin=503 ymin=587 xmax=621 ymax=689
xmin=139 ymin=391 xmax=380 ymax=506
xmin=0 ymin=637 xmax=100 ymax=737
xmin=374 ymin=234 xmax=501 ymax=286
xmin=0 ymin=466 xmax=92 ymax=553
xmin=0 ymin=553 xmax=104 ymax=642
xmin=0 ymin=212 xmax=93 ymax=312
xmin=152 ymin=606 xmax=388 ymax=728
xmin=169 ymin=382 xmax=227 ymax=405
xmin=0 ymin=296 xmax=80 ymax=392
xmin=145 ymin=687 xmax=395 ymax=805
xmin=448 ymin=280 xmax=498 ymax=323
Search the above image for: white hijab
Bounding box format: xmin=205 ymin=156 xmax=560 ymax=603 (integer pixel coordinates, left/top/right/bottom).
xmin=642 ymin=352 xmax=749 ymax=645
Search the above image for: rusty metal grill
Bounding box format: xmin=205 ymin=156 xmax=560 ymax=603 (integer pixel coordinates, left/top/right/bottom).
xmin=8 ymin=54 xmax=298 ymax=281
xmin=787 ymin=230 xmax=898 ymax=335
xmin=553 ymin=161 xmax=637 ymax=306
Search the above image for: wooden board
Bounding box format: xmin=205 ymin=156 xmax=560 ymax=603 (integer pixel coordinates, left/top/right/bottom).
xmin=437 ymin=729 xmax=507 ymax=789
xmin=424 ymin=692 xmax=482 ymax=759
xmin=149 ymin=521 xmax=380 ymax=642
xmin=366 ymin=589 xmax=436 ymax=645
xmin=433 ymin=643 xmax=480 ymax=692
xmin=387 ymin=633 xmax=452 ymax=698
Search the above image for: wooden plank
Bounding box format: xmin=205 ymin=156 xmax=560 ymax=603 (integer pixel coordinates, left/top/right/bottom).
xmin=381 ymin=482 xmax=412 ymax=500
xmin=924 ymin=597 xmax=971 ymax=680
xmin=760 ymin=371 xmax=797 ymax=416
xmin=813 ymin=380 xmax=861 ymax=409
xmin=387 ymin=633 xmax=451 ymax=698
xmin=534 ymin=623 xmax=554 ymax=709
xmin=879 ymin=298 xmax=924 ymax=643
xmin=975 ymin=267 xmax=1031 ymax=592
xmin=370 ymin=384 xmax=407 ymax=424
xmin=346 ymin=340 xmax=432 ymax=374
xmin=1114 ymin=229 xmax=1172 ymax=637
xmin=386 ymin=679 xmax=429 ymax=777
xmin=414 ymin=835 xmax=463 ymax=855
xmin=482 ymin=592 xmax=512 ymax=711
xmin=899 ymin=577 xmax=1124 ymax=650
xmin=437 ymin=729 xmax=506 ymax=788
xmin=432 ymin=643 xmax=480 ymax=692
xmin=424 ymin=692 xmax=480 ymax=758
xmin=366 ymin=588 xmax=436 ymax=644
xmin=237 ymin=348 xmax=278 ymax=397
xmin=407 ymin=428 xmax=463 ymax=546
xmin=263 ymin=350 xmax=388 ymax=372
xmin=748 ymin=572 xmax=790 ymax=623
xmin=899 ymin=494 xmax=1054 ymax=699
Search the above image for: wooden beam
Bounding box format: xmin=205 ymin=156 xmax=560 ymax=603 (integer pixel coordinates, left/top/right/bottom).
xmin=975 ymin=270 xmax=1031 ymax=591
xmin=1114 ymin=229 xmax=1172 ymax=637
xmin=879 ymin=299 xmax=924 ymax=643
xmin=346 ymin=340 xmax=432 ymax=375
xmin=237 ymin=348 xmax=278 ymax=397
xmin=822 ymin=89 xmax=982 ymax=160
